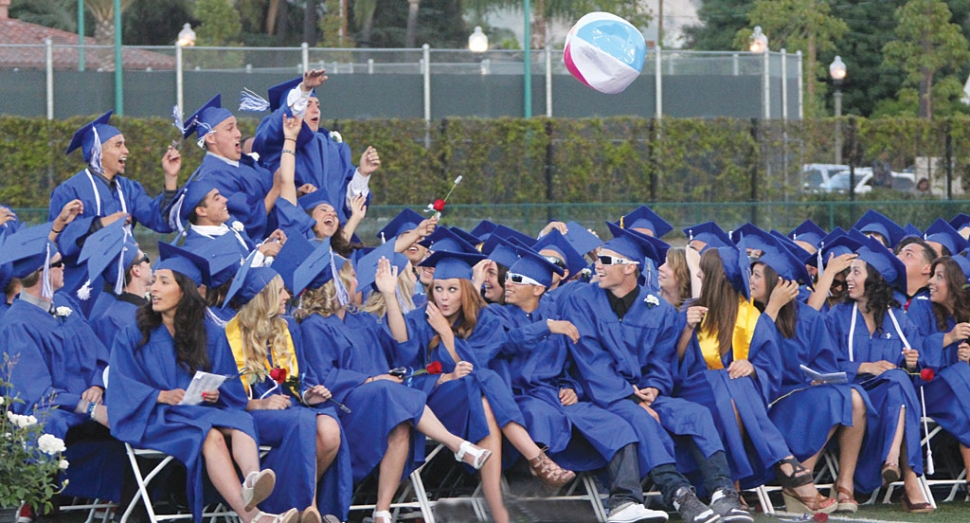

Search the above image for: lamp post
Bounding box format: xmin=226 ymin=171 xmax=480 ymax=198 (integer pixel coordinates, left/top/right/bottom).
xmin=468 ymin=26 xmax=489 ymax=75
xmin=830 ymin=55 xmax=846 ymax=164
xmin=78 ymin=0 xmax=85 ymax=71
xmin=749 ymin=26 xmax=769 ymax=119
xmin=749 ymin=26 xmax=767 ymax=54
xmin=177 ymin=23 xmax=197 ymax=47
xmin=113 ymin=0 xmax=122 ymax=115
xmin=523 ymin=0 xmax=532 ymax=118
xmin=176 ymin=23 xmax=196 ymax=118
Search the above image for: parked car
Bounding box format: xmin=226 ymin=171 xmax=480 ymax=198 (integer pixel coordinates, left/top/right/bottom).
xmin=818 ymin=168 xmax=916 ymax=194
xmin=802 ymin=163 xmax=849 ymax=191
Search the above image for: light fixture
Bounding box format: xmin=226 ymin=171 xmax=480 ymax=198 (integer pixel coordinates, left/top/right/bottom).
xmin=749 ymin=26 xmax=768 ymax=54
xmin=829 ymin=55 xmax=846 ymax=83
xmin=468 ymin=26 xmax=488 ymax=53
xmin=177 ymin=23 xmax=196 ymax=47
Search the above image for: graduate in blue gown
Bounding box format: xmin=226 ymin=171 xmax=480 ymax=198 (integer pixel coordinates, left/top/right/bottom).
xmin=918 ymin=255 xmax=970 ymax=486
xmin=676 ymin=241 xmax=836 ymax=515
xmin=250 ymin=72 xmax=380 ymax=225
xmin=823 ymin=236 xmax=933 ymax=512
xmin=51 ymin=112 xmax=180 ymax=303
xmin=220 ymin=265 xmax=349 ymax=523
xmin=561 ymin=224 xmax=747 ymax=523
xmin=805 ymin=230 xmax=863 ymax=314
xmin=355 ymin=241 xmax=417 ymax=324
xmin=393 ymin=250 xmax=575 ymax=523
xmin=749 ymin=236 xmax=871 ymax=514
xmin=106 ymin=243 xmax=298 ymax=523
xmin=291 ymin=243 xmax=489 ymax=523
xmin=893 ymin=236 xmax=937 ymax=337
xmin=271 ymin=188 xmax=369 ymax=261
xmin=0 ymin=224 xmax=124 ymax=504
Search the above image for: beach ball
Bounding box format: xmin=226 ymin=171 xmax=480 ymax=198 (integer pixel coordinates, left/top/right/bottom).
xmin=564 ymin=12 xmax=646 ymax=94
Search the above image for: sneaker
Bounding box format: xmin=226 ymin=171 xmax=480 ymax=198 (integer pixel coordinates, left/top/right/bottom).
xmin=607 ymin=501 xmax=669 ymax=523
xmin=672 ymin=487 xmax=721 ymax=523
xmin=709 ymin=488 xmax=753 ymax=523
xmin=17 ymin=505 xmax=34 ymax=523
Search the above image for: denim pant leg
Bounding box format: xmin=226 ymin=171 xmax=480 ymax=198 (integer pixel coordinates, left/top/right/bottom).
xmin=691 ymin=446 xmax=734 ymax=495
xmin=608 ymin=443 xmax=645 ymax=510
xmin=649 ymin=463 xmax=692 ymax=506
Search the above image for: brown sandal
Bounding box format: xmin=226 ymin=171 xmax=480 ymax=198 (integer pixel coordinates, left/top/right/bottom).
xmin=529 ymin=446 xmax=576 ymax=490
xmin=881 ymin=463 xmax=901 ymax=485
xmin=775 ymin=457 xmax=837 ymax=515
xmin=902 ymin=493 xmax=934 ymax=513
xmin=835 ymin=486 xmax=858 ymax=513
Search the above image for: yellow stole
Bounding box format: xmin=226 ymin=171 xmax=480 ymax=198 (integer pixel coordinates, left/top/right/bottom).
xmin=697 ymin=297 xmax=761 ymax=370
xmin=226 ymin=316 xmax=300 ymax=397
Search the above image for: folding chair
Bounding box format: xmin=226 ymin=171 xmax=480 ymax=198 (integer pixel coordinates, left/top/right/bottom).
xmin=59 ymin=497 xmax=118 ymax=523
xmin=346 ymin=442 xmax=444 ymax=523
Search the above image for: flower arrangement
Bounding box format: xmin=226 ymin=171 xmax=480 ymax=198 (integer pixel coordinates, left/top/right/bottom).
xmin=0 ymin=356 xmax=69 ymax=513
xmin=425 ymin=176 xmax=463 ymax=220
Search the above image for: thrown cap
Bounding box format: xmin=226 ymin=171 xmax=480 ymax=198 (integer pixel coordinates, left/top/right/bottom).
xmin=268 ymin=77 xmax=316 ymax=113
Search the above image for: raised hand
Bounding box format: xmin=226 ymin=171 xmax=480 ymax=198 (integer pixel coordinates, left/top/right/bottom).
xmin=375 ymin=257 xmax=399 ymax=296
xmin=302 ymin=69 xmax=328 ymax=90
xmin=359 ymin=146 xmax=381 ymax=176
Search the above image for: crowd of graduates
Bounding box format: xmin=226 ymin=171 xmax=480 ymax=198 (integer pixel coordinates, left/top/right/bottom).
xmin=3 ymin=69 xmax=970 ymax=523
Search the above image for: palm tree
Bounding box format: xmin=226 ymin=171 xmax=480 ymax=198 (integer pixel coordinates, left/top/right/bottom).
xmin=404 ymin=0 xmax=419 ymax=47
xmin=85 ymin=0 xmax=135 ymax=41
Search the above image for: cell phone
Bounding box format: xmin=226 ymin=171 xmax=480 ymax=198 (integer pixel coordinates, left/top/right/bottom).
xmin=388 ymin=367 xmax=407 ymax=379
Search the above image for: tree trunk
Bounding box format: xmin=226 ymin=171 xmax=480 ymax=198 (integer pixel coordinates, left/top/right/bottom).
xmin=276 ymin=0 xmax=290 ymax=45
xmin=304 ymin=0 xmax=318 ymax=46
xmin=267 ymin=0 xmax=280 ymax=35
xmin=806 ymin=31 xmax=817 ymax=114
xmin=405 ymin=0 xmax=420 ymax=48
xmin=920 ymin=68 xmax=933 ymax=119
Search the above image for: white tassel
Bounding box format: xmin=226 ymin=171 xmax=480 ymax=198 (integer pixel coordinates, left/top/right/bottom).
xmin=114 ymin=247 xmax=127 ymax=295
xmin=380 ymin=232 xmax=386 ymax=245
xmin=172 ymin=104 xmax=185 ymax=134
xmin=817 ymin=241 xmax=825 ymax=281
xmin=77 ymin=280 xmax=93 ymax=301
xmin=41 ymin=243 xmax=53 ymax=300
xmin=88 ymin=127 xmax=103 ymax=176
xmin=238 ymin=88 xmax=270 ymax=113
xmin=331 ymin=253 xmax=350 ymax=307
xmin=396 ymin=287 xmax=412 ymax=314
xmin=921 ymin=386 xmax=935 ymax=475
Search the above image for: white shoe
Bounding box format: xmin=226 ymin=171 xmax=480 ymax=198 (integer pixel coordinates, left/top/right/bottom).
xmin=372 ymin=509 xmax=393 ymax=523
xmin=454 ymin=440 xmax=492 ymax=470
xmin=253 ymin=508 xmax=299 ymax=523
xmin=607 ymin=502 xmax=669 ymax=523
xmin=242 ymin=469 xmax=276 ymax=511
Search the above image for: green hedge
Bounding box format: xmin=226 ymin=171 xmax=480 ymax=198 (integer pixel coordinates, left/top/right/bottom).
xmin=3 ymin=115 xmax=970 ymax=211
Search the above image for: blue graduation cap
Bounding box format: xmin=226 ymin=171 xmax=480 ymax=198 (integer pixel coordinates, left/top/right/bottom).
xmin=533 ymin=229 xmax=587 ymax=279
xmin=79 ymin=221 xmax=139 ymax=297
xmin=949 ymin=255 xmax=970 ymax=286
xmin=755 ymin=235 xmax=813 ymax=288
xmin=806 ymin=230 xmax=862 ymax=271
xmin=923 ymin=218 xmax=967 ymax=257
xmin=852 ymin=210 xmax=905 ymax=248
xmin=0 ymin=224 xmax=57 ymax=281
xmin=450 ymin=227 xmax=481 ymax=248
xmin=298 ymin=188 xmax=337 ymax=213
xmin=562 ymin=221 xmax=603 ymax=256
xmin=270 ymin=231 xmax=316 ymax=292
xmin=683 ymin=221 xmax=732 ymax=249
xmin=419 ymin=226 xmax=479 ymax=254
xmin=189 ymin=233 xmax=247 ymax=288
xmin=855 ymin=235 xmax=907 ymax=291
xmin=729 ymin=223 xmax=773 ymax=253
xmin=377 ymin=208 xmax=425 ymax=242
xmin=903 ymin=223 xmax=922 ymax=238
xmin=292 ymin=240 xmax=352 ymax=301
xmin=509 ymin=245 xmax=564 ymax=288
xmin=355 ymin=241 xmax=409 ymax=293
xmin=483 ymin=235 xmax=519 ymax=269
xmin=769 ymin=230 xmax=812 ymax=262
xmin=788 ymin=220 xmax=826 ymax=249
xmin=223 ymin=252 xmax=277 ymax=309
xmin=418 ymin=250 xmax=486 ymax=281
xmin=489 ymin=225 xmax=535 ymax=249
xmin=618 ymin=205 xmax=672 ymax=238
xmin=716 ymin=239 xmax=752 ymax=301
xmin=66 ymin=111 xmax=121 ymax=163
xmin=949 ymin=213 xmax=970 ymax=234
xmin=183 ymin=95 xmax=233 ymax=140
xmin=172 ymin=174 xmax=221 ymax=232
xmin=156 ymin=242 xmax=208 ymax=287
xmin=469 ymin=220 xmax=498 ymax=242
xmin=602 ymin=221 xmax=664 ymax=267
xmin=268 ymin=77 xmax=315 ymax=113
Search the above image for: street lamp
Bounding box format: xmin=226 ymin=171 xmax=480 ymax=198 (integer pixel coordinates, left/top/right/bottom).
xmin=830 ymin=55 xmax=846 ymax=164
xmin=177 ymin=23 xmax=196 ymax=47
xmin=468 ymin=26 xmax=488 ymax=53
xmin=749 ymin=26 xmax=768 ymax=54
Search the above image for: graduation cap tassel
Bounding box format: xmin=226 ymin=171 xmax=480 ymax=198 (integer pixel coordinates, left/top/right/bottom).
xmin=114 ymin=247 xmax=127 ymax=296
xmin=172 ymin=104 xmax=185 ymax=134
xmin=238 ymin=88 xmax=271 ymax=113
xmin=331 ymin=253 xmax=351 ymax=307
xmin=817 ymin=245 xmax=825 ymax=281
xmin=41 ymin=243 xmax=53 ymax=300
xmin=921 ymin=386 xmax=935 ymax=475
xmin=77 ymin=280 xmax=93 ymax=301
xmin=89 ymin=127 xmax=104 ymax=176
xmin=396 ymin=287 xmax=412 ymax=315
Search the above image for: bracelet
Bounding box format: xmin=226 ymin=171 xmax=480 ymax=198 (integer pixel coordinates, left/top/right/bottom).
xmin=51 ymin=227 xmax=63 ymax=234
xmin=282 ymin=149 xmax=296 ymax=155
xmin=284 ymin=137 xmax=297 ymax=143
xmin=86 ymin=401 xmax=97 ymax=417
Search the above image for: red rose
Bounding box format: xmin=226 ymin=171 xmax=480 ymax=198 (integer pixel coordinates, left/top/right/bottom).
xmin=269 ymin=367 xmax=287 ymax=384
xmin=920 ymin=368 xmax=935 ymax=382
xmin=426 ymin=361 xmax=443 ymax=375
xmin=812 ymin=512 xmax=828 ymax=523
xmin=432 ymin=199 xmax=446 ymax=212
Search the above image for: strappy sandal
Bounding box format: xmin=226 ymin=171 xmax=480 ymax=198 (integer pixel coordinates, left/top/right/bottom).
xmin=242 ymin=469 xmax=276 ymax=511
xmin=528 ymin=446 xmax=577 ymax=490
xmin=454 ymin=440 xmax=492 ymax=470
xmin=372 ymin=509 xmax=393 ymax=523
xmin=835 ymin=486 xmax=858 ymax=513
xmin=253 ymin=508 xmax=299 ymax=523
xmin=881 ymin=462 xmax=901 ymax=485
xmin=775 ymin=457 xmax=837 ymax=515
xmin=902 ymin=493 xmax=934 ymax=513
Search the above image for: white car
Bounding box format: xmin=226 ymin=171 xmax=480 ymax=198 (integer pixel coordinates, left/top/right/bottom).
xmin=819 ymin=168 xmax=916 ymax=194
xmin=802 ymin=163 xmax=849 ymax=191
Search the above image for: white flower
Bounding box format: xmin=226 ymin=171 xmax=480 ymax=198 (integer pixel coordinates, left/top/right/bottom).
xmin=0 ymin=395 xmax=4 ymax=406
xmin=232 ymin=221 xmax=245 ymax=232
xmin=59 ymin=459 xmax=70 ymax=470
xmin=55 ymin=306 xmax=72 ymax=317
xmin=645 ymin=294 xmax=660 ymax=308
xmin=22 ymin=415 xmax=37 ymax=428
xmin=37 ymin=433 xmax=66 ymax=455
xmin=329 ymin=130 xmax=343 ymax=143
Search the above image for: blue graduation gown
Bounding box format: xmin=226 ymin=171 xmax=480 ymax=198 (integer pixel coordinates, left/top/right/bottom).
xmin=767 ymin=302 xmax=874 ymax=462
xmin=0 ymin=295 xmax=123 ymax=501
xmin=497 ymin=300 xmax=639 ymax=472
xmin=253 ymin=106 xmax=364 ymax=224
xmin=921 ymin=314 xmax=970 ymax=447
xmin=182 ymin=227 xmax=254 ymax=259
xmin=179 ymin=154 xmax=274 ymax=241
xmin=107 ymin=320 xmax=257 ymax=522
xmin=903 ymin=290 xmax=935 ymax=338
xmin=299 ymin=311 xmax=427 ymax=482
xmin=825 ymin=302 xmax=924 ymax=493
xmin=395 ymin=305 xmax=525 ymax=447
xmin=233 ymin=317 xmax=352 ymax=518
xmin=92 ymin=292 xmax=145 ymax=348
xmin=561 ymin=284 xmax=724 ymax=478
xmin=675 ymin=310 xmax=791 ymax=489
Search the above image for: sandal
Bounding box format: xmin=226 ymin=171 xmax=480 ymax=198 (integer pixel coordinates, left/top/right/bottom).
xmin=529 ymin=446 xmax=577 ymax=490
xmin=242 ymin=470 xmax=276 ymax=511
xmin=301 ymin=507 xmax=322 ymax=523
xmin=372 ymin=509 xmax=393 ymax=523
xmin=254 ymin=508 xmax=299 ymax=523
xmin=775 ymin=457 xmax=837 ymax=515
xmin=902 ymin=493 xmax=934 ymax=513
xmin=881 ymin=463 xmax=901 ymax=485
xmin=835 ymin=486 xmax=858 ymax=514
xmin=454 ymin=440 xmax=492 ymax=470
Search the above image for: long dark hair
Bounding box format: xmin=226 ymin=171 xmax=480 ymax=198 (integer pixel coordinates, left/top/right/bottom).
xmin=847 ymin=262 xmax=899 ymax=333
xmin=697 ymin=248 xmax=740 ymax=356
xmin=137 ymin=271 xmax=211 ymax=374
xmin=753 ymin=262 xmax=798 ymax=339
xmin=930 ymin=257 xmax=970 ymax=332
xmin=332 ymin=227 xmax=365 ymax=259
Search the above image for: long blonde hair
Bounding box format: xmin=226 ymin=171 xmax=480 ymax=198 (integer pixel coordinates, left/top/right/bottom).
xmin=235 ymin=275 xmax=294 ymax=374
xmin=294 ymin=261 xmax=356 ymax=322
xmin=359 ymin=265 xmax=416 ymax=319
xmin=662 ymin=247 xmax=692 ymax=309
xmin=427 ymin=278 xmax=486 ymax=354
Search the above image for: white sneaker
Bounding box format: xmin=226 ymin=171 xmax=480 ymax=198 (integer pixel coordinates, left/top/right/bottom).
xmin=607 ymin=502 xmax=669 ymax=523
xmin=242 ymin=469 xmax=276 ymax=511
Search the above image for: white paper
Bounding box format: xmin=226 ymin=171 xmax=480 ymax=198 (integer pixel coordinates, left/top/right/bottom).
xmin=178 ymin=371 xmax=228 ymax=406
xmin=800 ymin=364 xmax=848 ymax=385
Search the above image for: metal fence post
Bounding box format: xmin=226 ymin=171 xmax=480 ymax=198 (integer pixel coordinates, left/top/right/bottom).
xmin=797 ymin=50 xmax=803 ymax=120
xmin=655 ymin=46 xmax=662 ymax=120
xmin=781 ymin=49 xmax=787 ymax=122
xmin=750 ymin=118 xmax=759 ymax=224
xmin=176 ymin=44 xmax=184 ymax=115
xmin=46 ymin=39 xmax=54 ymax=120
xmin=113 ymin=0 xmax=123 ymax=116
xmin=762 ymin=51 xmax=770 ymax=120
xmin=302 ymin=42 xmax=309 ymax=73
xmin=423 ymin=43 xmax=431 ymax=149
xmin=946 ymin=120 xmax=953 ymax=200
xmin=545 ymin=45 xmax=552 ymax=118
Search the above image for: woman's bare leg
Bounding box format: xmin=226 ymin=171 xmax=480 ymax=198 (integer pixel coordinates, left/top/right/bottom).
xmin=479 ymin=398 xmax=508 ymax=523
xmin=375 ymin=423 xmax=411 ymax=513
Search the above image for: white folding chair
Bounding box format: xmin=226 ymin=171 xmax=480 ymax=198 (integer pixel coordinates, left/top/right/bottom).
xmin=346 ymin=442 xmax=443 ymax=523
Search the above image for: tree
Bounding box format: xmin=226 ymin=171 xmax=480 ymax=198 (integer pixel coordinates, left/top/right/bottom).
xmin=85 ymin=0 xmax=135 ymax=41
xmin=883 ymin=0 xmax=970 ymax=119
xmin=195 ymin=0 xmax=243 ymax=46
xmin=683 ymin=0 xmax=754 ymax=50
xmin=405 ymin=0 xmax=420 ymax=48
xmin=735 ymin=0 xmax=849 ymax=117
xmin=122 ymin=0 xmax=193 ymax=45
xmin=10 ymin=0 xmax=77 ymax=32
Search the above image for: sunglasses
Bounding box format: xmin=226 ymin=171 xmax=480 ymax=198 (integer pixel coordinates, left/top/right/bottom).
xmin=597 ymin=255 xmax=639 ymax=266
xmin=543 ymin=255 xmax=567 ymax=270
xmin=134 ymin=254 xmax=151 ymax=265
xmin=49 ymin=260 xmax=64 ymax=269
xmin=506 ymin=272 xmax=542 ymax=286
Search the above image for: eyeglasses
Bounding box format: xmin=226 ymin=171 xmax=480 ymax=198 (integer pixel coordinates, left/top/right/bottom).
xmin=831 ymin=279 xmax=847 ymax=290
xmin=506 ymin=272 xmax=542 ymax=286
xmin=597 ymin=255 xmax=639 ymax=266
xmin=134 ymin=254 xmax=151 ymax=265
xmin=543 ymin=255 xmax=567 ymax=270
xmin=49 ymin=260 xmax=64 ymax=269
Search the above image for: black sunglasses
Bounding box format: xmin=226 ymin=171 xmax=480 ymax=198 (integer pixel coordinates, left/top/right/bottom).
xmin=543 ymin=255 xmax=566 ymax=270
xmin=49 ymin=260 xmax=64 ymax=269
